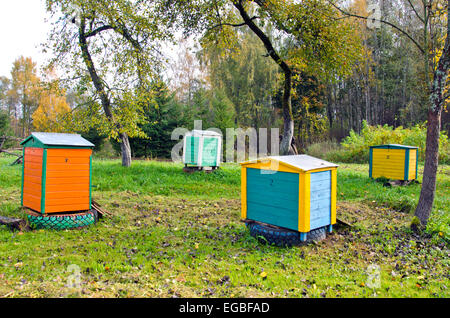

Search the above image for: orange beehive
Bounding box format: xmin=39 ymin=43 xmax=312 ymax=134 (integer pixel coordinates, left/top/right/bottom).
xmin=21 ymin=132 xmax=94 ymax=214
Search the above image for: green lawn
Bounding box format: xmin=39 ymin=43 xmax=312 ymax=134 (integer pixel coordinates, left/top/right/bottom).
xmin=0 ymin=157 xmax=448 ymax=297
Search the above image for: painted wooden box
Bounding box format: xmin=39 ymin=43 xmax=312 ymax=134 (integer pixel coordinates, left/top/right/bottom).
xmin=20 ymin=132 xmax=95 ymax=214
xmin=183 ymin=130 xmax=222 ymax=168
xmin=240 ymin=155 xmax=338 ymax=241
xmin=369 ymin=144 xmax=419 ymax=181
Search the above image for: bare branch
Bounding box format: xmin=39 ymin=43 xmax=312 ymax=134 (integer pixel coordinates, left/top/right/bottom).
xmin=85 ymin=25 xmax=114 ymax=38
xmin=208 ymin=16 xmax=259 ymax=31
xmin=328 ymin=0 xmax=425 ymax=54
xmin=406 ymin=0 xmax=425 ymax=23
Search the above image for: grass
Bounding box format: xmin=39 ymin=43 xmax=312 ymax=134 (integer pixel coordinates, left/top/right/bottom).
xmin=0 ymin=156 xmax=448 ymax=298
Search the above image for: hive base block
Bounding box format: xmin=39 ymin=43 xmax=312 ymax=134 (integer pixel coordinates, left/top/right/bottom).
xmin=244 ymin=220 xmax=328 ymax=247
xmin=183 ymin=166 xmax=219 ymax=173
xmin=25 ymin=208 xmax=97 ymax=230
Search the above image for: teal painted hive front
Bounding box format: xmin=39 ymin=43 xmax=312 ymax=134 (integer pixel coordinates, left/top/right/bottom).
xmin=246 ymin=168 xmax=299 ymax=231
xmin=183 ymin=130 xmax=222 ymax=168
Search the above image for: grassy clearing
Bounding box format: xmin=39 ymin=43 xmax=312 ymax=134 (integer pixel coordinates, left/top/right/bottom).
xmin=0 ymin=156 xmax=448 ymax=298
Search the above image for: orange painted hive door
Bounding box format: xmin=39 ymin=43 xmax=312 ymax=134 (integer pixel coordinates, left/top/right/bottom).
xmin=45 ymin=148 xmax=92 ymax=213
xmin=22 ymin=147 xmax=44 ymax=212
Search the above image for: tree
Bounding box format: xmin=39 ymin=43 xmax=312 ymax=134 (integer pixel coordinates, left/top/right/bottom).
xmin=164 ymin=0 xmax=363 ymax=154
xmin=0 ymin=77 xmax=11 ymax=112
xmin=45 ymin=0 xmax=175 ymax=166
xmin=210 ymin=89 xmax=236 ymax=131
xmin=333 ymin=0 xmax=450 ymax=227
xmin=125 ymin=80 xmax=189 ymax=158
xmin=0 ymin=110 xmax=12 ymax=138
xmin=291 ymin=74 xmax=328 ymax=150
xmin=170 ymin=40 xmax=207 ymax=107
xmin=9 ymin=56 xmax=41 ymax=138
xmin=32 ymin=84 xmax=71 ymax=132
xmin=199 ymin=28 xmax=280 ymax=130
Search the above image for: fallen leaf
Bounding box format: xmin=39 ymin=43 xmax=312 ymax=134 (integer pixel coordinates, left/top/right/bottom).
xmin=176 ymin=275 xmax=186 ymax=283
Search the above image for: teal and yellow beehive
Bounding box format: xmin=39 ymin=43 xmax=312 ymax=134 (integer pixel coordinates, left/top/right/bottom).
xmin=369 ymin=144 xmax=419 ymax=181
xmin=183 ymin=130 xmax=222 ymax=169
xmin=240 ymin=155 xmax=338 ymax=241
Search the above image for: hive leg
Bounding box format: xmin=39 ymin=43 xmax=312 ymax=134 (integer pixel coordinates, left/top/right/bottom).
xmin=328 ymin=225 xmax=333 ymax=233
xmin=299 ymin=233 xmax=307 ymax=242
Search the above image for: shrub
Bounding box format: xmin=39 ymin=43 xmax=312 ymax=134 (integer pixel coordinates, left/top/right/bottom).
xmin=339 ymin=121 xmax=449 ymax=164
xmin=306 ymin=121 xmax=450 ymax=164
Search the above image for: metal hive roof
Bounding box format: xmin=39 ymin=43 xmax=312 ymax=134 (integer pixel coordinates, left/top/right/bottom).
xmin=370 ymin=144 xmax=418 ymax=149
xmin=21 ymin=132 xmax=95 ymax=147
xmin=241 ymin=155 xmax=338 ymax=172
xmin=187 ymin=130 xmax=222 ymax=137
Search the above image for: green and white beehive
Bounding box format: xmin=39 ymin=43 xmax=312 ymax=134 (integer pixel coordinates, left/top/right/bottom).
xmin=183 ymin=130 xmax=222 ymax=169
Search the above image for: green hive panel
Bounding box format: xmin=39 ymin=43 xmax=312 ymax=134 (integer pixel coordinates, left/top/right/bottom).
xmin=246 ymin=168 xmax=300 ymax=231
xmin=184 ymin=136 xmax=199 ymax=165
xmin=201 ymin=137 xmax=219 ymax=167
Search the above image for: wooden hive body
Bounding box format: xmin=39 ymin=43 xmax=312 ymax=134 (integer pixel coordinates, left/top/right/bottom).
xmin=183 ymin=130 xmax=222 ymax=168
xmin=21 ymin=133 xmax=94 ymax=214
xmin=240 ymin=155 xmax=338 ymax=236
xmin=369 ymin=144 xmax=419 ymax=181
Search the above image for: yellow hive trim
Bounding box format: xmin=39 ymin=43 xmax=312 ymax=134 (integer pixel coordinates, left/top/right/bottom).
xmin=240 ymin=159 xmax=299 ymax=173
xmin=241 ymin=166 xmax=247 ymax=220
xmin=409 ymin=150 xmax=417 ymax=180
xmin=331 ymin=169 xmax=337 ymax=225
xmin=298 ymin=172 xmax=310 ymax=232
xmin=240 ymin=155 xmax=338 ymax=173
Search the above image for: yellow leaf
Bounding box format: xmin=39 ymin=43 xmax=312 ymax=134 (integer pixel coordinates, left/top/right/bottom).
xmin=260 ymin=272 xmax=267 ymax=279
xmin=14 ymin=262 xmax=23 ymax=268
xmin=176 ymin=275 xmax=186 ymax=282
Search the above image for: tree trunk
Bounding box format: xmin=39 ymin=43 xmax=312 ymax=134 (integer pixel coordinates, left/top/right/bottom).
xmin=78 ymin=17 xmax=131 ymax=167
xmin=414 ymin=25 xmax=450 ymax=226
xmin=414 ymin=109 xmax=441 ymax=225
xmin=233 ymin=1 xmax=295 ymax=155
xmin=120 ymin=132 xmax=132 ymax=167
xmin=280 ymin=71 xmax=295 ymax=155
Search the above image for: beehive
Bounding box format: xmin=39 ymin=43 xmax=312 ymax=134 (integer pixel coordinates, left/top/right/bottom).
xmin=183 ymin=130 xmax=222 ymax=168
xmin=240 ymin=155 xmax=338 ymax=241
xmin=20 ymin=132 xmax=94 ymax=214
xmin=369 ymin=144 xmax=419 ymax=181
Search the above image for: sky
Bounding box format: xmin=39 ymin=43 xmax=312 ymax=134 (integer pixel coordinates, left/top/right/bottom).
xmin=0 ymin=0 xmax=52 ymax=78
